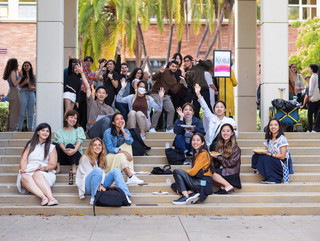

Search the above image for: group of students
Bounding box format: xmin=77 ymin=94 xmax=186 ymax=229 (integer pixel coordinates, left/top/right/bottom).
xmin=3 ymin=58 xmax=36 ymax=132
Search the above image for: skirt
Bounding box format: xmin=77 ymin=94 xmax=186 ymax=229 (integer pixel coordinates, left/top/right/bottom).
xmin=215 ymin=168 xmax=242 ymax=189
xmin=251 ymin=154 xmax=283 ymax=183
xmin=63 ymin=91 xmax=76 ymax=103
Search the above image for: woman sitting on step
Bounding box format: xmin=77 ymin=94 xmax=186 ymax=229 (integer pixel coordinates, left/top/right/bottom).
xmin=251 ymin=118 xmax=293 ymax=184
xmin=212 ymin=123 xmax=241 ymax=194
xmin=54 ymin=110 xmax=86 ymax=174
xmin=103 ymin=113 xmax=144 ymax=185
xmin=173 ymin=102 xmax=205 ymax=158
xmin=171 ymin=133 xmax=214 ymax=205
xmin=16 ymin=123 xmax=59 ymax=206
xmin=116 ymin=79 xmax=164 ymax=140
xmin=76 ymin=138 xmax=131 ymax=205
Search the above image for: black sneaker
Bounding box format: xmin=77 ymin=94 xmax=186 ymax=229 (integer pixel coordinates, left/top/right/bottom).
xmin=172 ymin=196 xmax=188 ymax=205
xmin=186 ymin=193 xmax=200 ymax=205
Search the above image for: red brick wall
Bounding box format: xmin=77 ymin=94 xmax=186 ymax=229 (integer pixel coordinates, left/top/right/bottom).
xmin=0 ymin=22 xmax=298 ymax=96
xmin=0 ymin=22 xmax=36 ymax=96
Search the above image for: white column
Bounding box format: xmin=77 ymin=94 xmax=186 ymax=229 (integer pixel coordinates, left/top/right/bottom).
xmin=235 ymin=0 xmax=257 ymax=131
xmin=8 ymin=0 xmax=19 ymax=19
xmin=36 ymin=0 xmax=64 ymax=132
xmin=64 ymin=0 xmax=78 ymax=66
xmin=260 ymin=0 xmax=288 ymax=129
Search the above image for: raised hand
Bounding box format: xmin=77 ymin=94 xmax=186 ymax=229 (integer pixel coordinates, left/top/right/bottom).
xmin=99 ymin=60 xmax=107 ymax=69
xmin=158 ymin=87 xmax=165 ymax=100
xmin=120 ymin=77 xmax=127 ymax=90
xmin=159 ymin=65 xmax=166 ymax=73
xmin=176 ymin=107 xmax=184 ymax=120
xmin=194 ymin=84 xmax=201 ymax=96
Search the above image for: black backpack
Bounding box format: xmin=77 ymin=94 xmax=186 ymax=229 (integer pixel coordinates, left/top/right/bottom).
xmin=151 ymin=165 xmax=173 ymax=175
xmin=93 ymin=187 xmax=130 ymax=216
xmin=129 ymin=128 xmax=151 ymax=156
xmin=165 ymin=148 xmax=185 ymax=165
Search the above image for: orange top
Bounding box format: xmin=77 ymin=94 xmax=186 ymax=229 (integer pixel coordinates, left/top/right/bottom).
xmin=187 ymin=151 xmax=212 ymax=177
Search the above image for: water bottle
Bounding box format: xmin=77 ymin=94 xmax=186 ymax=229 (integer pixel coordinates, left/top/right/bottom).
xmin=69 ymin=169 xmax=73 ymax=185
xmin=282 ymin=163 xmax=289 ymax=183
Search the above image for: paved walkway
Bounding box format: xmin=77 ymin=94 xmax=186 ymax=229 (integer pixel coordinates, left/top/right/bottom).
xmin=0 ymin=215 xmax=319 ymax=241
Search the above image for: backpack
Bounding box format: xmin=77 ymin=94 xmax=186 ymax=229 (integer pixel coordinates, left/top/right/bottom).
xmin=151 ymin=165 xmax=173 ymax=175
xmin=93 ymin=187 xmax=130 ymax=216
xmin=165 ymin=148 xmax=185 ymax=165
xmin=129 ymin=128 xmax=151 ymax=156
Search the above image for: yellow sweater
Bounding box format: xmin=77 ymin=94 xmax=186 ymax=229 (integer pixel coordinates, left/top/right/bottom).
xmin=187 ymin=151 xmax=212 ymax=177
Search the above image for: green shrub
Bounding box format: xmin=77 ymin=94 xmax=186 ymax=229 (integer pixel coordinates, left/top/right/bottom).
xmin=0 ymin=102 xmax=9 ymax=132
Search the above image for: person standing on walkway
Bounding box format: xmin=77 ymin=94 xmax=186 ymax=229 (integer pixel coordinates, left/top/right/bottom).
xmin=3 ymin=58 xmax=22 ymax=131
xmin=149 ymin=61 xmax=183 ymax=133
xmin=76 ymin=138 xmax=131 ymax=205
xmin=307 ymin=64 xmax=320 ymax=132
xmin=17 ymin=61 xmax=36 ymax=132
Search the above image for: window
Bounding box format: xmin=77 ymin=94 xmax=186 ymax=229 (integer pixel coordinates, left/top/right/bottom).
xmin=18 ymin=0 xmax=36 ymax=19
xmin=0 ymin=0 xmax=36 ymax=20
xmin=289 ymin=0 xmax=317 ymax=20
xmin=0 ymin=0 xmax=8 ymax=18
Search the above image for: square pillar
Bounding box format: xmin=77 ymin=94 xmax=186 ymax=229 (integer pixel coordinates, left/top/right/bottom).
xmin=260 ymin=0 xmax=288 ymax=129
xmin=235 ymin=0 xmax=257 ymax=131
xmin=36 ymin=0 xmax=64 ymax=132
xmin=64 ymin=0 xmax=78 ymax=66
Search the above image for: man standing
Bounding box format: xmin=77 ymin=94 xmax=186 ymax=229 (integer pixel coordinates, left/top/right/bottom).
xmin=149 ymin=61 xmax=182 ymax=132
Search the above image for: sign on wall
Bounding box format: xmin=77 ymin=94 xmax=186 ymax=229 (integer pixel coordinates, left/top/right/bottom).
xmin=213 ymin=50 xmax=231 ymax=78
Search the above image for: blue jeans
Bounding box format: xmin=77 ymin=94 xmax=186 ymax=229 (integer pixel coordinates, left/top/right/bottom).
xmin=115 ymin=101 xmax=129 ymax=122
xmin=87 ymin=116 xmax=111 ymax=139
xmin=17 ymin=89 xmax=35 ymax=130
xmin=173 ymin=134 xmax=192 ymax=153
xmin=85 ymin=168 xmax=130 ymax=199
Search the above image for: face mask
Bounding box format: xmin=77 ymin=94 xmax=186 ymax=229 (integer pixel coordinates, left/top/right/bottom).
xmin=185 ymin=115 xmax=193 ymax=121
xmin=137 ymin=87 xmax=146 ymax=95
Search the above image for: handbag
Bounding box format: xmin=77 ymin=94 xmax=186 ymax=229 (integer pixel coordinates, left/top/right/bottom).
xmin=151 ymin=165 xmax=173 ymax=175
xmin=93 ymin=187 xmax=130 ymax=216
xmin=165 ymin=148 xmax=185 ymax=165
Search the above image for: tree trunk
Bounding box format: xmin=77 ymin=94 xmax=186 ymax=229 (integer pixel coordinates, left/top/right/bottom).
xmin=204 ymin=4 xmax=227 ymax=60
xmin=137 ymin=21 xmax=152 ymax=71
xmin=177 ymin=40 xmax=182 ymax=53
xmin=166 ymin=24 xmax=174 ymax=63
xmin=196 ymin=24 xmax=209 ymax=58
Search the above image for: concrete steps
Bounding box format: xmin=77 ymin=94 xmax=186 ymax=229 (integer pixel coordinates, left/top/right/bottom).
xmin=0 ymin=131 xmax=320 ymax=216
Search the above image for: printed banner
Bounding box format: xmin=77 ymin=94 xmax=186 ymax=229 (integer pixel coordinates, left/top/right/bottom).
xmin=213 ymin=50 xmax=231 ymax=78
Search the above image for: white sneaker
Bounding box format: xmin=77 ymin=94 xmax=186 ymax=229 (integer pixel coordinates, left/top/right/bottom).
xmin=90 ymin=197 xmax=95 ymax=205
xmin=148 ymin=128 xmax=157 ymax=133
xmin=186 ymin=193 xmax=200 ymax=205
xmin=126 ymin=195 xmax=132 ymax=205
xmin=140 ymin=134 xmax=146 ymax=140
xmin=129 ymin=168 xmax=136 ymax=175
xmin=166 ymin=129 xmax=174 ymax=133
xmin=126 ymin=174 xmax=144 ymax=185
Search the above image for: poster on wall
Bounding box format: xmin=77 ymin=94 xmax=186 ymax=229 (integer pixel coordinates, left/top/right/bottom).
xmin=213 ymin=50 xmax=231 ymax=78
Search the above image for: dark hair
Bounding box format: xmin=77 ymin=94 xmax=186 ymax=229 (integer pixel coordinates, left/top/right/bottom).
xmin=168 ymin=60 xmax=179 ymax=67
xmin=63 ymin=110 xmax=80 ymax=128
xmin=98 ymin=58 xmax=107 ymax=64
xmin=94 ymin=86 xmax=108 ymax=100
xmin=182 ymin=102 xmax=194 ymax=112
xmin=110 ymin=113 xmax=124 ymax=136
xmin=3 ymin=58 xmax=18 ymax=80
xmin=183 ymin=55 xmax=193 ymax=62
xmin=68 ymin=58 xmax=80 ymax=75
xmin=84 ymin=56 xmax=93 ymax=63
xmin=137 ymin=80 xmax=148 ymax=91
xmin=216 ymin=123 xmax=236 ymax=158
xmin=172 ymin=53 xmax=183 ymax=67
xmin=191 ymin=133 xmax=215 ymax=174
xmin=129 ymin=67 xmax=143 ymax=82
xmin=22 ymin=123 xmax=52 ymax=160
xmin=265 ymin=118 xmax=284 ymax=142
xmin=310 ymin=64 xmax=318 ymax=73
xmin=204 ymin=60 xmax=213 ymax=72
xmin=305 ymin=76 xmax=311 ymax=80
xmin=21 ymin=61 xmax=35 ymax=85
xmin=121 ymin=63 xmax=128 ymax=67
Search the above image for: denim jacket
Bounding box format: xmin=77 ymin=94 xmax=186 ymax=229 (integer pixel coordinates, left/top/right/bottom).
xmin=103 ymin=128 xmax=133 ymax=154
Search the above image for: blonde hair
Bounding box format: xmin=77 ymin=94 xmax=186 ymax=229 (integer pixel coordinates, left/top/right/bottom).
xmin=81 ymin=138 xmax=107 ymax=169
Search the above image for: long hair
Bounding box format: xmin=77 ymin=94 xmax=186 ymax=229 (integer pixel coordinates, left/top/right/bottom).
xmin=216 ymin=123 xmax=236 ymax=158
xmin=21 ymin=61 xmax=35 ymax=85
xmin=191 ymin=133 xmax=215 ymax=174
xmin=63 ymin=110 xmax=80 ymax=128
xmin=67 ymin=58 xmax=80 ymax=75
xmin=265 ymin=118 xmax=284 ymax=143
xmin=110 ymin=113 xmax=124 ymax=136
xmin=3 ymin=58 xmax=18 ymax=80
xmin=81 ymin=138 xmax=107 ymax=169
xmin=22 ymin=123 xmax=52 ymax=160
xmin=172 ymin=53 xmax=183 ymax=67
xmin=128 ymin=67 xmax=143 ymax=82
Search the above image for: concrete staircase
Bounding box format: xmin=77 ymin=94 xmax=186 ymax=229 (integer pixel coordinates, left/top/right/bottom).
xmin=0 ymin=132 xmax=320 ymax=216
